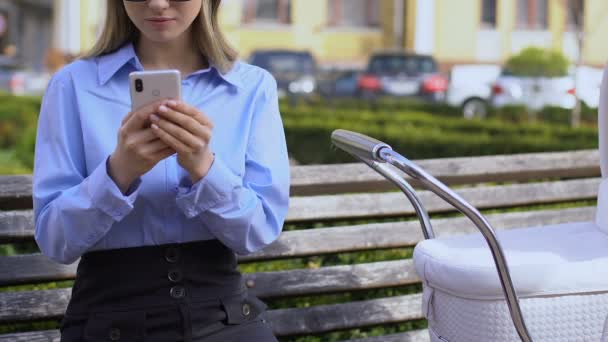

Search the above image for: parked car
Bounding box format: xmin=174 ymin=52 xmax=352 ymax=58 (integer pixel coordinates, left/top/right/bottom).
xmin=357 ymin=52 xmax=448 ymax=103
xmin=446 ymin=64 xmax=501 ymax=119
xmin=490 ymin=65 xmax=602 ymax=112
xmin=491 ymin=69 xmax=577 ymax=111
xmin=317 ymin=68 xmax=362 ymax=99
xmin=248 ymin=49 xmax=317 ymax=100
xmin=0 ymin=65 xmax=50 ymax=96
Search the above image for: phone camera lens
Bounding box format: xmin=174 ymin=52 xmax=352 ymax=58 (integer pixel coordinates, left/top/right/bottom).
xmin=135 ymin=79 xmax=143 ymax=92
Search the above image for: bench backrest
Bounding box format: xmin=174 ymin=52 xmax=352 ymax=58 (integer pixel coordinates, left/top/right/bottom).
xmin=0 ymin=149 xmax=601 ymax=341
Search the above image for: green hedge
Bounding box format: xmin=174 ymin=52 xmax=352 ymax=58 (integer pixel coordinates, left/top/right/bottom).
xmin=281 ymin=107 xmax=598 ymax=164
xmin=0 ymin=95 xmax=599 ymax=170
xmin=0 ymin=94 xmax=40 ymax=169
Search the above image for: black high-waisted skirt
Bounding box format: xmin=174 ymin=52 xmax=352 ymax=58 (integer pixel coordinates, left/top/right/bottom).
xmin=59 ymin=239 xmax=277 ymax=342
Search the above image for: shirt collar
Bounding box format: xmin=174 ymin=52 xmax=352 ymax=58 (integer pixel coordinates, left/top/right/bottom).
xmin=96 ymin=42 xmax=242 ymax=89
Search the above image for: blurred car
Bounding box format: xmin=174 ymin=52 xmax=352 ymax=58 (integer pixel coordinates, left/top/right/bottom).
xmin=491 ymin=70 xmax=577 ymax=111
xmin=248 ymin=49 xmax=317 ymax=99
xmin=317 ymin=68 xmax=362 ymax=99
xmin=446 ymin=64 xmax=501 ymax=119
xmin=491 ymin=65 xmax=602 ymax=112
xmin=357 ymin=52 xmax=448 ymax=103
xmin=0 ymin=65 xmax=50 ymax=96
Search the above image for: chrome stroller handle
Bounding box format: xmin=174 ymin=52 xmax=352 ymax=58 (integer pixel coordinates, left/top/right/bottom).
xmin=332 ymin=130 xmax=434 ymax=239
xmin=331 ymin=129 xmax=533 ymax=342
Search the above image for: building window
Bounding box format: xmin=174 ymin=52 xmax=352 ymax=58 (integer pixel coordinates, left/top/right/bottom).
xmin=242 ymin=0 xmax=291 ymax=24
xmin=566 ymin=0 xmax=584 ymax=31
xmin=327 ymin=0 xmax=380 ymax=27
xmin=517 ymin=0 xmax=548 ymax=30
xmin=481 ymin=0 xmax=497 ymax=28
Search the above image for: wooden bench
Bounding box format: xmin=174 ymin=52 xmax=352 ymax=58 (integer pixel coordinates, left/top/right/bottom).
xmin=0 ymin=149 xmax=601 ymax=341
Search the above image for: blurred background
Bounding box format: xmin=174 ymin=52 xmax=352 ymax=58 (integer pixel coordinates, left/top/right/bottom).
xmin=2 ymin=0 xmax=607 ymax=107
xmin=1 ymin=0 xmax=607 ymax=170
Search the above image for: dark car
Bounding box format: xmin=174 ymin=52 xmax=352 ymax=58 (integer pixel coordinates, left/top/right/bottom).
xmin=248 ymin=49 xmax=317 ymax=100
xmin=317 ymin=69 xmax=362 ymax=99
xmin=358 ymin=52 xmax=448 ymax=103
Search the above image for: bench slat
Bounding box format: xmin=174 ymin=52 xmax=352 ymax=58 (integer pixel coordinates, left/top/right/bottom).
xmin=0 ymin=178 xmax=598 ymax=242
xmin=287 ymin=178 xmax=599 ymax=222
xmin=0 ymin=151 xmax=599 ymax=202
xmin=292 ymin=149 xmax=599 ymax=195
xmin=0 ymin=330 xmax=59 ymax=342
xmin=0 ymin=176 xmax=32 ymax=210
xmin=0 ymin=210 xmax=33 ymax=242
xmin=0 ymin=206 xmax=595 ymax=286
xmin=345 ymin=330 xmax=430 ymax=342
xmin=0 ymin=329 xmax=432 ymax=342
xmin=0 ymin=287 xmax=423 ymax=336
xmin=267 ymin=294 xmax=423 ymax=336
xmin=248 ymin=259 xmax=419 ymax=298
xmin=245 ymin=205 xmax=595 ymax=261
xmin=0 ymin=288 xmax=71 ymax=322
xmin=0 ymin=258 xmax=420 ymax=298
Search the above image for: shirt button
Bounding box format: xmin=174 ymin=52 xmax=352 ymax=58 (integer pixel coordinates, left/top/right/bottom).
xmin=109 ymin=328 xmax=121 ymax=340
xmin=170 ymin=285 xmax=186 ymax=299
xmin=242 ymin=303 xmax=251 ymax=317
xmin=168 ymin=269 xmax=183 ymax=283
xmin=165 ymin=247 xmax=180 ymax=263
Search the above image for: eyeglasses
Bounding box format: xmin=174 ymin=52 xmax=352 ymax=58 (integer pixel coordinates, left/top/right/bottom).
xmin=124 ymin=1 xmax=191 ymax=2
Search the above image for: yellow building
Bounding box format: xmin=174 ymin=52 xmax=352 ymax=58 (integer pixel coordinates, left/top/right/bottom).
xmin=219 ymin=0 xmax=608 ymax=68
xmin=74 ymin=0 xmax=608 ymax=68
xmin=428 ymin=0 xmax=608 ymax=67
xmin=218 ymin=0 xmax=402 ymax=68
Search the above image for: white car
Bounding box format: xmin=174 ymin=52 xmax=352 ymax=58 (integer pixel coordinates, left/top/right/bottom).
xmin=446 ymin=64 xmax=501 ymax=119
xmin=491 ymin=65 xmax=602 ymax=111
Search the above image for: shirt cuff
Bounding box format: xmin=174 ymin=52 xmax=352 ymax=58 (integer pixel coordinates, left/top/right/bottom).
xmin=175 ymin=155 xmax=240 ymax=218
xmin=89 ymin=156 xmax=141 ymax=221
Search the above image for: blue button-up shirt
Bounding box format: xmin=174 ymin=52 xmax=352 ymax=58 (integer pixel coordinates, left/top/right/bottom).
xmin=33 ymin=43 xmax=290 ymax=264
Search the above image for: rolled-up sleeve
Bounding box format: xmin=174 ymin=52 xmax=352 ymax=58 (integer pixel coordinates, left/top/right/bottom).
xmin=175 ymin=72 xmax=290 ymax=255
xmin=33 ymin=72 xmax=141 ymax=264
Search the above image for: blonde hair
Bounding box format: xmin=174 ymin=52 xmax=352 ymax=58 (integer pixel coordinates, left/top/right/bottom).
xmin=83 ymin=0 xmax=237 ymax=73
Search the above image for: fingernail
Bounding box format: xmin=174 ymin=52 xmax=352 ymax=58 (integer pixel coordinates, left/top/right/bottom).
xmin=158 ymin=105 xmax=168 ymax=113
xmin=168 ymin=100 xmax=177 ymax=107
xmin=151 ymin=123 xmax=159 ymax=130
xmin=150 ymin=114 xmax=160 ymax=121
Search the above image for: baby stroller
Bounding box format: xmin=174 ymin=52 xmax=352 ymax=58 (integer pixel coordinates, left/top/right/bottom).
xmin=330 ymin=76 xmax=608 ymax=342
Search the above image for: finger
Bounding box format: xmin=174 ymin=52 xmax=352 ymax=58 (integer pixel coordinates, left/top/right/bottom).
xmin=140 ymin=139 xmax=173 ymax=155
xmin=154 ymin=106 xmax=210 ymax=138
xmin=129 ymin=128 xmax=164 ymax=144
xmin=155 ymin=105 xmax=200 ymax=132
xmin=151 ymin=116 xmax=201 ymax=149
xmin=121 ymin=111 xmax=136 ymax=126
xmin=166 ymin=100 xmax=214 ymax=128
xmin=151 ymin=123 xmax=194 ymax=154
xmin=123 ymin=99 xmax=168 ymax=133
xmin=151 ymin=147 xmax=176 ymax=162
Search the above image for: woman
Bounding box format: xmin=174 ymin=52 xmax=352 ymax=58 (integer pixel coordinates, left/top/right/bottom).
xmin=32 ymin=0 xmax=289 ymax=341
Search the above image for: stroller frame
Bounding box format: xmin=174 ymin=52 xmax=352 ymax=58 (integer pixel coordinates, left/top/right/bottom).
xmin=331 ymin=129 xmax=533 ymax=341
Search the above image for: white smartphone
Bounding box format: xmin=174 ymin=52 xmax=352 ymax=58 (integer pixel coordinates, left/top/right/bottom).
xmin=129 ymin=70 xmax=182 ymax=111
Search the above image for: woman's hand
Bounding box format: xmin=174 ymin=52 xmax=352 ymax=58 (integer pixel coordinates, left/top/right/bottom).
xmin=149 ymin=100 xmax=215 ymax=183
xmin=108 ymin=100 xmax=176 ymax=193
